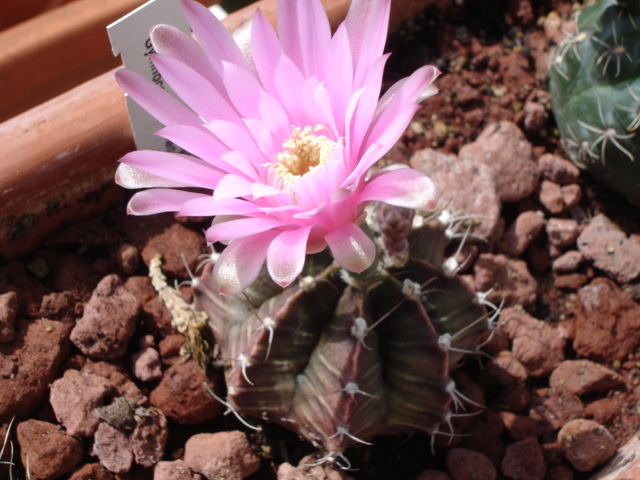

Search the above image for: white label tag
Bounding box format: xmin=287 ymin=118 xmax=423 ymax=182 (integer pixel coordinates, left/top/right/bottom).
xmin=108 ymin=0 xmax=191 ymax=151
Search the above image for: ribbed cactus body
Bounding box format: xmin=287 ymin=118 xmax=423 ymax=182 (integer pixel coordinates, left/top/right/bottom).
xmin=193 ymin=209 xmax=489 ymax=456
xmin=549 ymin=0 xmax=640 ymax=205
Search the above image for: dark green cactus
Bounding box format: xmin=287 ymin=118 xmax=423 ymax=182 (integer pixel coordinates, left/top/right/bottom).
xmin=549 ymin=0 xmax=640 ymax=205
xmin=193 ymin=206 xmax=492 ymax=462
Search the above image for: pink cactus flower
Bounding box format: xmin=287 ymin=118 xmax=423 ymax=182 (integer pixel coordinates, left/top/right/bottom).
xmin=115 ymin=0 xmax=439 ymax=295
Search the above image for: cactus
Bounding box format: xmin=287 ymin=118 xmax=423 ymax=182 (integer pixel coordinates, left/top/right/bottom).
xmin=192 ymin=206 xmax=493 ymax=463
xmin=548 ymin=0 xmax=640 ymax=206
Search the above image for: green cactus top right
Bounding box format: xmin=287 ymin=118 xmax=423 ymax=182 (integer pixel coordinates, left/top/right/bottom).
xmin=549 ymin=0 xmax=640 ymax=206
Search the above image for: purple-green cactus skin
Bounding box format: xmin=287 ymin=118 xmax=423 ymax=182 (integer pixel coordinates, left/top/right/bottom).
xmin=193 ymin=205 xmax=491 ymax=461
xmin=549 ymin=0 xmax=640 ymax=205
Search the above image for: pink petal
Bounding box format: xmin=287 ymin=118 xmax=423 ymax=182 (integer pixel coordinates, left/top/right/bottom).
xmin=358 ymin=165 xmax=438 ymax=210
xmin=375 ymin=65 xmax=440 ymax=116
xmin=343 ymin=103 xmax=420 ymax=187
xmin=150 ymin=24 xmax=219 ymax=87
xmin=113 ymin=70 xmax=200 ymax=127
xmin=273 ymin=55 xmax=306 ymax=123
xmin=206 ymin=217 xmax=290 ymax=244
xmin=251 ymin=9 xmax=283 ymax=97
xmin=127 ymin=189 xmax=207 ymax=215
xmin=277 ymin=0 xmax=330 ymax=78
xmin=222 ymin=60 xmax=264 ymax=119
xmin=267 ymin=226 xmax=312 ymax=287
xmin=348 ymin=53 xmax=389 ymax=157
xmin=120 ymin=150 xmax=224 ymax=190
xmin=345 ymin=0 xmax=391 ymax=88
xmin=180 ymin=197 xmax=260 ymax=216
xmin=212 ymin=231 xmax=278 ymax=295
xmin=212 ymin=173 xmax=253 ymax=200
xmin=180 ymin=0 xmax=251 ymax=75
xmin=204 ymin=120 xmax=264 ymax=172
xmin=151 ymin=54 xmax=240 ymax=123
xmin=155 ymin=125 xmax=241 ymax=174
xmin=115 ymin=163 xmax=191 ymax=189
xmin=325 ymin=223 xmax=376 ymax=273
xmin=325 ymin=24 xmax=353 ymax=132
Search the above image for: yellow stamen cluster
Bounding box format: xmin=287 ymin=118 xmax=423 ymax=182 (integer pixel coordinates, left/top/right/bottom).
xmin=272 ymin=125 xmax=336 ymax=188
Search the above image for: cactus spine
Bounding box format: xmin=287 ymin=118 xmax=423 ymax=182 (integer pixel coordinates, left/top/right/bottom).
xmin=193 ymin=206 xmax=492 ymax=460
xmin=549 ymin=0 xmax=640 ymax=205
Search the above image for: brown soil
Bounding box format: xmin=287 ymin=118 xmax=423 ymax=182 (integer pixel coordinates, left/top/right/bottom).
xmin=2 ymin=1 xmax=640 ymax=479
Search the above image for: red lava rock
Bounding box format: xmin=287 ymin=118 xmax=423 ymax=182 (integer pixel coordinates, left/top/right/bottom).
xmin=523 ymin=101 xmax=548 ymax=132
xmin=50 ymin=369 xmax=113 ymax=437
xmin=82 ymin=360 xmax=146 ymax=405
xmin=575 ymin=278 xmax=640 ymax=363
xmin=69 ymin=463 xmax=116 ymax=480
xmin=552 ymin=251 xmax=584 ymax=274
xmin=149 ymin=359 xmax=223 ymax=424
xmin=529 ymin=388 xmax=584 ymax=431
xmin=500 ymin=306 xmax=565 ymax=376
xmin=500 ymin=412 xmax=538 ymax=440
xmin=549 ymin=360 xmax=624 ymax=396
xmin=577 ymin=214 xmax=640 ymax=284
xmin=154 ymin=460 xmax=201 ymax=480
xmin=141 ymin=296 xmax=176 ymax=336
xmin=461 ymin=410 xmax=505 ymax=467
xmin=131 ymin=346 xmax=163 ymax=382
xmin=52 ymin=253 xmax=109 ymax=300
xmin=0 ymin=356 xmax=15 ymax=378
xmin=0 ymin=318 xmax=72 ymax=422
xmin=445 ymin=447 xmax=497 ymax=480
xmin=158 ymin=334 xmax=186 ymax=364
xmin=16 ymin=419 xmax=83 ymax=480
xmin=474 ymin=254 xmax=538 ymax=307
xmin=131 ymin=407 xmax=168 ymax=468
xmin=546 ymin=465 xmax=574 ymax=480
xmin=277 ymin=454 xmax=354 ymax=480
xmin=113 ymin=243 xmax=140 ymax=276
xmin=544 ymin=12 xmax=573 ymax=44
xmin=537 ymin=153 xmax=580 ymax=185
xmin=496 ymin=385 xmax=531 ymax=413
xmin=458 ymin=121 xmax=540 ymax=203
xmin=184 ymin=431 xmax=260 ymax=480
xmin=546 ymin=218 xmax=580 ymax=249
xmin=553 ymin=274 xmax=588 ymax=290
xmin=414 ymin=470 xmax=453 ymax=480
xmin=539 ymin=180 xmax=565 ymax=214
xmin=561 ymin=184 xmax=582 ymax=209
xmin=409 ymin=148 xmax=502 ymax=242
xmin=0 ymin=261 xmax=50 ymax=317
xmin=71 ymin=274 xmax=141 ymax=360
xmin=480 ymin=350 xmax=529 ymax=389
xmin=39 ymin=291 xmax=76 ymax=320
xmin=123 ymin=275 xmax=157 ymax=305
xmin=0 ymin=291 xmax=17 ymax=342
xmin=500 ymin=437 xmax=546 ymax=480
xmin=558 ymin=419 xmax=617 ymax=472
xmin=589 ymin=434 xmax=640 ymax=480
xmin=139 ymin=334 xmax=155 ymax=348
xmin=497 ymin=211 xmax=545 ymax=256
xmin=507 ymin=0 xmax=534 ymax=28
xmin=584 ymin=397 xmax=621 ymax=425
xmin=541 ymin=442 xmax=564 ymax=466
xmin=140 ymin=222 xmax=204 ymax=279
xmin=93 ymin=422 xmax=134 ymax=474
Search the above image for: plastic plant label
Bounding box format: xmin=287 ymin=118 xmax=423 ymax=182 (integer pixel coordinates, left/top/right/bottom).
xmin=107 ymin=0 xmax=190 ymax=151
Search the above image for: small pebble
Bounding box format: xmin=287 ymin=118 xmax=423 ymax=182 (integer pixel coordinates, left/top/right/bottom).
xmin=558 ymin=419 xmax=616 ymax=472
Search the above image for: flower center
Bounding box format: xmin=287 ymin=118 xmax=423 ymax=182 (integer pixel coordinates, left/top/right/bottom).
xmin=272 ymin=125 xmax=336 ymax=187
